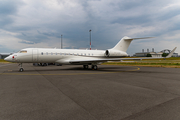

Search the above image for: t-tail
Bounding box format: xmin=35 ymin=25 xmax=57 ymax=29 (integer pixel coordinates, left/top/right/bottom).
xmin=111 ymin=36 xmax=154 ymax=52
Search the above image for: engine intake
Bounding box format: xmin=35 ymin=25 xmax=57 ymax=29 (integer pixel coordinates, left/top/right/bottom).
xmin=105 ymin=50 xmax=110 ymax=57
xmin=105 ymin=49 xmax=127 ymax=57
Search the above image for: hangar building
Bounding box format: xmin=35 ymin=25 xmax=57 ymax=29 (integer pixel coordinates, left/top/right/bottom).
xmin=134 ymin=48 xmax=179 ymax=57
xmin=0 ymin=53 xmax=12 ymax=59
xmin=134 ymin=48 xmax=163 ymax=58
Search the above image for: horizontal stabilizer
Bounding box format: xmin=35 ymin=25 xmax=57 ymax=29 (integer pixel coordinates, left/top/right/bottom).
xmin=124 ymin=37 xmax=154 ymax=41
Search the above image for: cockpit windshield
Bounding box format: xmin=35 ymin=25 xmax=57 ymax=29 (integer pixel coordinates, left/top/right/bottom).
xmin=18 ymin=50 xmax=27 ymax=53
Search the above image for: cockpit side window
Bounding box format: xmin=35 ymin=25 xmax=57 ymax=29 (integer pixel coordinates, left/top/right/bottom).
xmin=18 ymin=50 xmax=27 ymax=53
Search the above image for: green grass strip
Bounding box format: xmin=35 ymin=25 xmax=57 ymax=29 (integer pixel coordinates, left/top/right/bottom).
xmin=0 ymin=59 xmax=10 ymax=63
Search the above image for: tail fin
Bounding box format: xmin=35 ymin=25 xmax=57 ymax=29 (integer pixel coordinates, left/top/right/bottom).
xmin=111 ymin=36 xmax=153 ymax=52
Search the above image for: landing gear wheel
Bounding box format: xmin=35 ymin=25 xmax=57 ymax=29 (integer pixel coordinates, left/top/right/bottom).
xmin=18 ymin=63 xmax=24 ymax=72
xmin=83 ymin=65 xmax=89 ymax=69
xmin=94 ymin=65 xmax=98 ymax=70
xmin=19 ymin=68 xmax=24 ymax=72
xmin=92 ymin=65 xmax=98 ymax=70
xmin=92 ymin=65 xmax=94 ymax=70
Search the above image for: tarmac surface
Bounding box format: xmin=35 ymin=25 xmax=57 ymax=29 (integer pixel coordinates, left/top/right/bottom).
xmin=0 ymin=63 xmax=180 ymax=120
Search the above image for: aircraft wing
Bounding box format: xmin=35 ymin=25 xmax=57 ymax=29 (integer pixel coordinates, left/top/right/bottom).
xmin=68 ymin=47 xmax=177 ymax=64
xmin=56 ymin=47 xmax=177 ymax=65
xmin=68 ymin=57 xmax=161 ymax=64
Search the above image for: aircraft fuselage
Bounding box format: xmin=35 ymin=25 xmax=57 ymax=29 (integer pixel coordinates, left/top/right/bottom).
xmin=5 ymin=48 xmax=128 ymax=64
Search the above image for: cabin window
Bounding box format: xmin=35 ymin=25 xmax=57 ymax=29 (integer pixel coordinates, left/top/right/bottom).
xmin=84 ymin=53 xmax=86 ymax=56
xmin=56 ymin=53 xmax=57 ymax=55
xmin=41 ymin=52 xmax=43 ymax=55
xmin=46 ymin=52 xmax=48 ymax=55
xmin=88 ymin=53 xmax=90 ymax=56
xmin=51 ymin=52 xmax=53 ymax=55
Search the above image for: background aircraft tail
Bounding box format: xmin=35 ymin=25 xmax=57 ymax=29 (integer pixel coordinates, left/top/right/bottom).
xmin=111 ymin=36 xmax=153 ymax=52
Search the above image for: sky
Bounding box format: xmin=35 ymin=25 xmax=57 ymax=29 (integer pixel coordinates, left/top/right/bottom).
xmin=0 ymin=0 xmax=180 ymax=55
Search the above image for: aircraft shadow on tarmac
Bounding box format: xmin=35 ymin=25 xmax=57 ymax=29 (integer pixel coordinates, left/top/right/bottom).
xmin=63 ymin=66 xmax=132 ymax=71
xmin=22 ymin=66 xmax=142 ymax=73
xmin=42 ymin=66 xmax=167 ymax=74
xmin=6 ymin=65 xmax=168 ymax=74
xmin=6 ymin=66 xmax=141 ymax=73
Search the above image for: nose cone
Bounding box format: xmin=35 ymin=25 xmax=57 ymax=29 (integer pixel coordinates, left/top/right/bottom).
xmin=4 ymin=55 xmax=12 ymax=62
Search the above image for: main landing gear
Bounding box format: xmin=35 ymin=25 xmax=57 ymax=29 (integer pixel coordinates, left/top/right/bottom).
xmin=83 ymin=65 xmax=89 ymax=69
xmin=92 ymin=65 xmax=98 ymax=70
xmin=83 ymin=65 xmax=98 ymax=70
xmin=18 ymin=63 xmax=24 ymax=72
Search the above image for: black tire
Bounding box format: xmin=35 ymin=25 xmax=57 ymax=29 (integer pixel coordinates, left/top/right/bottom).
xmin=91 ymin=65 xmax=94 ymax=70
xmin=83 ymin=65 xmax=88 ymax=69
xmin=92 ymin=65 xmax=98 ymax=70
xmin=94 ymin=65 xmax=98 ymax=70
xmin=19 ymin=68 xmax=24 ymax=72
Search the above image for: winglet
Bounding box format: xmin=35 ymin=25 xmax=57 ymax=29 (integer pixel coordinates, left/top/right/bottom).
xmin=166 ymin=47 xmax=177 ymax=58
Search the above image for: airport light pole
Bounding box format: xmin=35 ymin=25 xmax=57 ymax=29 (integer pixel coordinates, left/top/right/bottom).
xmin=61 ymin=35 xmax=63 ymax=49
xmin=59 ymin=36 xmax=61 ymax=49
xmin=89 ymin=29 xmax=91 ymax=50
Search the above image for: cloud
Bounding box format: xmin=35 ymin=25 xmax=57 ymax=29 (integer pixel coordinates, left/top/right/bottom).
xmin=0 ymin=44 xmax=3 ymax=48
xmin=0 ymin=0 xmax=24 ymax=28
xmin=0 ymin=0 xmax=180 ymax=55
xmin=18 ymin=40 xmax=35 ymax=44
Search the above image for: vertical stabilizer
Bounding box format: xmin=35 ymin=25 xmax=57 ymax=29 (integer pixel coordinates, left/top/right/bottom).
xmin=111 ymin=36 xmax=153 ymax=52
xmin=112 ymin=36 xmax=133 ymax=52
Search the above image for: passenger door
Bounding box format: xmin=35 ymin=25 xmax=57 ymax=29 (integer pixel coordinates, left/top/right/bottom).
xmin=32 ymin=49 xmax=38 ymax=62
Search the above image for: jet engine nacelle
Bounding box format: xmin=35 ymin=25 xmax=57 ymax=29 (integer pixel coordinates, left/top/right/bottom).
xmin=105 ymin=49 xmax=128 ymax=57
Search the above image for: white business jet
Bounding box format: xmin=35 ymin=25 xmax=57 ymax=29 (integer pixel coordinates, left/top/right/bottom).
xmin=4 ymin=36 xmax=176 ymax=72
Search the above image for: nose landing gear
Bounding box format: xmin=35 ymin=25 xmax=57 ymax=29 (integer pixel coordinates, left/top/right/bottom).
xmin=18 ymin=63 xmax=24 ymax=72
